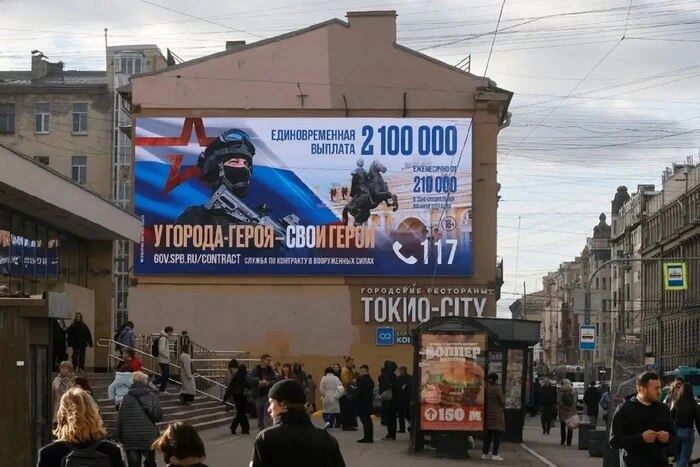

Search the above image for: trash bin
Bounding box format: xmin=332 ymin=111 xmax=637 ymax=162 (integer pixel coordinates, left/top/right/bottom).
xmin=588 ymin=430 xmax=606 ymax=457
xmin=578 ymin=423 xmax=596 ymax=450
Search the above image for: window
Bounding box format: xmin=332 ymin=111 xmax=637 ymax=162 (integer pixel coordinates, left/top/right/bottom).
xmin=34 ymin=156 xmax=49 ymax=165
xmin=34 ymin=103 xmax=50 ymax=133
xmin=72 ymin=103 xmax=88 ymax=134
xmin=71 ymin=156 xmax=87 ymax=185
xmin=602 ymin=277 xmax=607 ymax=290
xmin=0 ymin=103 xmax=15 ymax=134
xmin=116 ymin=56 xmax=143 ymax=75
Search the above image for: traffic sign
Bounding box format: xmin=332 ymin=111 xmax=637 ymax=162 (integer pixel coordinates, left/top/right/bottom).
xmin=604 ymin=356 xmax=612 ymax=369
xmin=376 ymin=327 xmax=395 ymax=346
xmin=579 ymin=325 xmax=596 ymax=351
xmin=664 ymin=262 xmax=688 ymax=290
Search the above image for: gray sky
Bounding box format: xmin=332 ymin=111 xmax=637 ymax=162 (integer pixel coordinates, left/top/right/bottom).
xmin=2 ymin=0 xmax=699 ymax=317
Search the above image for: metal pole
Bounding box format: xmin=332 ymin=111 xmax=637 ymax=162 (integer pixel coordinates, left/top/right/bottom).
xmin=584 ymin=279 xmax=592 ymax=385
xmin=657 ymin=246 xmax=665 ymax=371
xmin=523 ymin=281 xmax=527 ymax=320
xmin=619 ymin=259 xmax=626 ymax=333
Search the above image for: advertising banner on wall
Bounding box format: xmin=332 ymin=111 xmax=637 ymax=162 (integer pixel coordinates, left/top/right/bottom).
xmin=134 ymin=117 xmax=473 ymax=276
xmin=419 ymin=332 xmax=486 ymax=431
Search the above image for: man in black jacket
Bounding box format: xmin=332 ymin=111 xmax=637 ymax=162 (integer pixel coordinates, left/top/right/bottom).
xmin=584 ymin=380 xmax=602 ymax=425
xmin=397 ymin=366 xmax=412 ymax=433
xmin=251 ymin=379 xmax=346 ymax=467
xmin=378 ymin=360 xmax=399 ymax=440
xmin=356 ymin=365 xmax=375 ymax=443
xmin=539 ymin=379 xmax=558 ymax=434
xmin=610 ymin=371 xmax=674 ymax=467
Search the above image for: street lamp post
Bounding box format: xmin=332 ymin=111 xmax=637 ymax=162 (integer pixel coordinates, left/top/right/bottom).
xmin=582 ymin=256 xmax=700 ymax=386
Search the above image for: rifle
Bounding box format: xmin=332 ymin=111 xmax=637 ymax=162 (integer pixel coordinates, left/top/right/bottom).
xmin=204 ymin=185 xmax=300 ymax=240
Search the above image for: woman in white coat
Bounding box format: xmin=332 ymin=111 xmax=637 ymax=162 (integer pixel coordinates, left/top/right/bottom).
xmin=320 ymin=366 xmax=345 ymax=430
xmin=179 ymin=344 xmax=196 ymax=406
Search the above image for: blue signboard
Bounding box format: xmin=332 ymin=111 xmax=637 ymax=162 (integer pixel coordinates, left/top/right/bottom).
xmin=134 ymin=117 xmax=473 ymax=276
xmin=579 ymin=325 xmax=596 ymax=351
xmin=664 ymin=262 xmax=687 ymax=291
xmin=376 ymin=327 xmax=395 ymax=346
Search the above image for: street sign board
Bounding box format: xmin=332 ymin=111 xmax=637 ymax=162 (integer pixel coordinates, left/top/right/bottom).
xmin=664 ymin=262 xmax=688 ymax=290
xmin=376 ymin=327 xmax=395 ymax=346
xmin=579 ymin=325 xmax=596 ymax=350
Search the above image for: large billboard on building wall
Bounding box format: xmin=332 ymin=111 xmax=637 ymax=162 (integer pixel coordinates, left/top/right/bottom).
xmin=134 ymin=117 xmax=473 ymax=276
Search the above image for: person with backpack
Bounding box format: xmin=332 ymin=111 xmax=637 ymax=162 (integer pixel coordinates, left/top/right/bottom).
xmin=38 ymin=387 xmax=126 ymax=467
xmin=117 ymin=371 xmax=163 ymax=467
xmin=114 ymin=321 xmax=136 ymax=356
xmin=558 ymin=379 xmax=579 ymax=446
xmin=152 ymin=326 xmax=174 ymax=394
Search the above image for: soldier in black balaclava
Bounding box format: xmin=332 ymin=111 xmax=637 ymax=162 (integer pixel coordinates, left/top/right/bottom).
xmin=175 ymin=128 xmax=256 ymax=226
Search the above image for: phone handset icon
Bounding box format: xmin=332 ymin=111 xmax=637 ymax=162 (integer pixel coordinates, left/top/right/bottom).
xmin=393 ymin=241 xmax=418 ymax=265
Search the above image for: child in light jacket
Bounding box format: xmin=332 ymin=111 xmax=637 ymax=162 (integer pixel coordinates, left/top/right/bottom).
xmin=108 ymin=363 xmax=135 ymax=410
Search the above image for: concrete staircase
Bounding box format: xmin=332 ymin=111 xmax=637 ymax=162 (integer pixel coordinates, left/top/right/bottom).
xmin=87 ymin=373 xmax=234 ymax=435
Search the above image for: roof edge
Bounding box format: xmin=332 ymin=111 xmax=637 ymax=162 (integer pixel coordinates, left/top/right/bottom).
xmin=0 ymin=142 xmax=138 ymax=220
xmin=130 ymin=18 xmax=348 ymax=80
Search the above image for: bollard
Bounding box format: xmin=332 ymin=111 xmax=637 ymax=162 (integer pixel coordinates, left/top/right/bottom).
xmin=587 ymin=431 xmax=606 ymax=457
xmin=578 ymin=423 xmax=596 ymax=450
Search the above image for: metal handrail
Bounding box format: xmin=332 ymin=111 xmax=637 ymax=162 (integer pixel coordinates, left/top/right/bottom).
xmin=96 ymin=338 xmax=233 ymax=406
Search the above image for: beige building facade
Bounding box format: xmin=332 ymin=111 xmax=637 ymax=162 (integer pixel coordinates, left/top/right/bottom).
xmin=127 ymin=11 xmax=512 ymax=377
xmin=640 ymin=161 xmax=700 ymax=370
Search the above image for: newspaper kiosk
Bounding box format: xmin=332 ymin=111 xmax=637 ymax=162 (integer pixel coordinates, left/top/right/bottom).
xmin=410 ymin=316 xmax=540 ymax=458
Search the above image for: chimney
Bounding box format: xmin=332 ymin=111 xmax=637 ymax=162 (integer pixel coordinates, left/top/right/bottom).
xmin=346 ymin=10 xmax=398 ymax=44
xmin=31 ymin=54 xmax=48 ymax=81
xmin=226 ymin=41 xmax=247 ymax=52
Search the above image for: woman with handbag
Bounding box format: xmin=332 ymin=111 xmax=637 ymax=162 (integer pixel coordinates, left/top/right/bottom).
xmin=378 ymin=360 xmax=399 ymax=440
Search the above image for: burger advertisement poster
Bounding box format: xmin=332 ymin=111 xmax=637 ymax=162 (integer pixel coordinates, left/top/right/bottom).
xmin=133 ymin=117 xmax=473 ymax=276
xmin=419 ymin=332 xmax=486 ymax=431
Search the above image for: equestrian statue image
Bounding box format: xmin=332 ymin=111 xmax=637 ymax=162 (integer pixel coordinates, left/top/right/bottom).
xmin=341 ymin=159 xmax=399 ymax=226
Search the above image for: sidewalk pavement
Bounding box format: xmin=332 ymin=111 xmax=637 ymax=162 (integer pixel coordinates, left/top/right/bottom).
xmin=520 ymin=412 xmax=700 ymax=467
xmin=172 ymin=418 xmax=548 ymax=467
xmin=521 ymin=415 xmax=602 ymax=467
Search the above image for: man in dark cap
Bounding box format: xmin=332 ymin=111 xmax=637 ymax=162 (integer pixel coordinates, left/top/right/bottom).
xmin=250 ymin=379 xmax=346 ymax=467
xmin=175 ymin=128 xmax=257 ymax=226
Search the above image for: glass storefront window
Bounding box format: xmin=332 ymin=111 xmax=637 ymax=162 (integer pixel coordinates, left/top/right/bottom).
xmin=36 ymin=224 xmax=48 ymax=294
xmin=24 ymin=219 xmax=37 ymax=295
xmin=11 ymin=213 xmax=24 ymax=295
xmin=48 ymin=229 xmax=59 ymax=286
xmin=0 ymin=206 xmax=88 ymax=295
xmin=0 ymin=210 xmax=10 ymax=294
xmin=69 ymin=235 xmax=79 ymax=285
